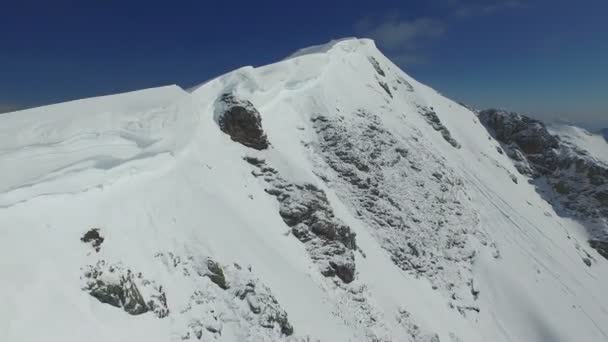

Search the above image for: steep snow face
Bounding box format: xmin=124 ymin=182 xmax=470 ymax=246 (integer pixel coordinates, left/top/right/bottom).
xmin=2 ymin=38 xmax=608 ymax=342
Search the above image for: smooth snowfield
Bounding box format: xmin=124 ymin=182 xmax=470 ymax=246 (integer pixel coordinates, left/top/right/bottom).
xmin=1 ymin=38 xmax=608 ymax=341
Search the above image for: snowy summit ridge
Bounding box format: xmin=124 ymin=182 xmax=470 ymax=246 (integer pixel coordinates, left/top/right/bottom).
xmin=1 ymin=38 xmax=608 ymax=342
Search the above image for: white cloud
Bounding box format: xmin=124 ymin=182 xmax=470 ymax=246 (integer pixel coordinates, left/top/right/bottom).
xmin=356 ymin=17 xmax=445 ymax=50
xmin=355 ymin=16 xmax=445 ymax=65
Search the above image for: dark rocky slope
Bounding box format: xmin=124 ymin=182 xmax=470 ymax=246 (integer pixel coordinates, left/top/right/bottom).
xmin=479 ymin=109 xmax=608 ymax=259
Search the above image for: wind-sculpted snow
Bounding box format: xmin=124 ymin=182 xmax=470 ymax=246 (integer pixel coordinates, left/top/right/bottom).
xmin=311 ymin=108 xmax=489 ymax=314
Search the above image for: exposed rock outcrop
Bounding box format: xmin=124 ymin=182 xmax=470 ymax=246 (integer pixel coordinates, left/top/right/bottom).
xmin=82 ymin=260 xmax=169 ymax=318
xmin=479 ymin=109 xmax=559 ymax=176
xmin=417 ymin=106 xmax=461 ymax=149
xmin=235 ymin=279 xmax=294 ymax=336
xmin=479 ymin=109 xmax=608 ymax=258
xmin=199 ymin=259 xmax=229 ymax=290
xmin=216 ymin=93 xmax=269 ymax=150
xmin=311 ymin=108 xmax=489 ymax=314
xmin=589 ymin=240 xmax=608 ymax=259
xmin=155 ymin=252 xmax=294 ymax=340
xmin=244 ymin=157 xmax=357 ymax=283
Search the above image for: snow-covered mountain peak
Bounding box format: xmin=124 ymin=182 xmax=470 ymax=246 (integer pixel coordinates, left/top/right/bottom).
xmin=2 ymin=39 xmax=608 ymax=342
xmin=285 ymin=37 xmax=375 ymax=59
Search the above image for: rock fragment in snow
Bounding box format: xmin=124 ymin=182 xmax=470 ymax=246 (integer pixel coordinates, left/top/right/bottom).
xmin=81 ymin=228 xmax=104 ymax=252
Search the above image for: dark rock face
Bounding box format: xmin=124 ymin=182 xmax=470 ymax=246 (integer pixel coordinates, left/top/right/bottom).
xmin=203 ymin=259 xmax=229 ymax=290
xmin=82 ymin=261 xmax=169 ymax=318
xmin=217 ymin=93 xmax=269 ymax=150
xmin=378 ymin=80 xmax=393 ymax=98
xmin=81 ymin=228 xmax=104 ymax=252
xmin=480 ymin=110 xmax=559 ymax=155
xmin=479 ymin=109 xmax=608 ymax=259
xmin=244 ymin=157 xmax=357 ymax=283
xmin=367 ymin=56 xmax=395 ymax=99
xmin=479 ymin=109 xmax=559 ymax=176
xmin=368 ymin=56 xmax=386 ymax=77
xmin=589 ymin=240 xmax=608 ymax=259
xmin=601 ymin=128 xmax=608 ymax=143
xmin=596 ymin=191 xmax=608 ymax=207
xmin=418 ymin=106 xmax=461 ymax=149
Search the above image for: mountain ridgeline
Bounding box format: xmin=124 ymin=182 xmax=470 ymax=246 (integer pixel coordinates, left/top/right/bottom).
xmin=1 ymin=38 xmax=608 ymax=342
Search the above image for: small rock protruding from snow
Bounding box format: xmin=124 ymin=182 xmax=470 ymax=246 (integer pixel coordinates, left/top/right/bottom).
xmin=81 ymin=228 xmax=104 ymax=252
xmin=367 ymin=56 xmax=386 ymax=77
xmin=216 ymin=93 xmax=270 ymax=150
xmin=377 ymin=79 xmax=393 ymax=98
xmin=201 ymin=258 xmax=229 ymax=290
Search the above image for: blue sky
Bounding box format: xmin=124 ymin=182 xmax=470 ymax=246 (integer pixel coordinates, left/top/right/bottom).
xmin=1 ymin=0 xmax=606 ymax=127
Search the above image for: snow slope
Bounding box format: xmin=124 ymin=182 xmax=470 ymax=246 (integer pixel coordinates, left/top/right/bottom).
xmin=549 ymin=124 xmax=608 ymax=166
xmin=1 ymin=38 xmax=608 ymax=342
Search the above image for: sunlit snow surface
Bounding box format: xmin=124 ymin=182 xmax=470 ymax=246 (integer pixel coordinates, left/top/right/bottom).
xmin=1 ymin=38 xmax=608 ymax=342
xmin=549 ymin=124 xmax=608 ymax=166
